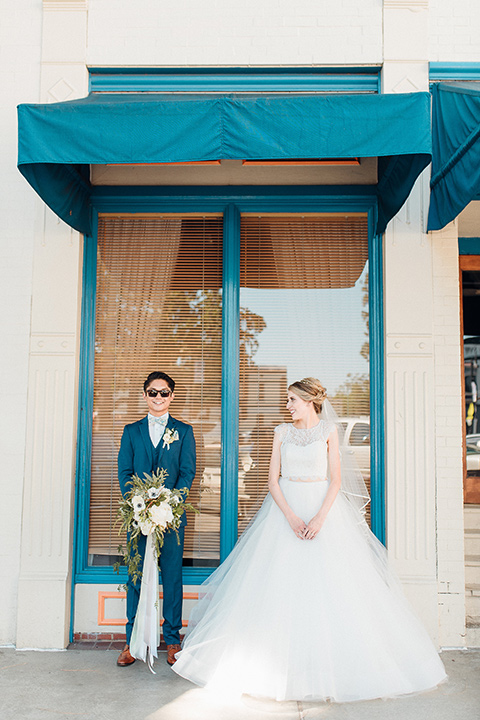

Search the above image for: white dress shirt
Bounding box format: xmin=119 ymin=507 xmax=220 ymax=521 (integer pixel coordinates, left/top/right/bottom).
xmin=147 ymin=412 xmax=169 ymax=448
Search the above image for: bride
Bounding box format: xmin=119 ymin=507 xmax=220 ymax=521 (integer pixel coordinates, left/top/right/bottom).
xmin=173 ymin=378 xmax=447 ymax=702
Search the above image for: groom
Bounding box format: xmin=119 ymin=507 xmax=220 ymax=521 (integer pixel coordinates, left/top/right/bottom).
xmin=116 ymin=371 xmax=196 ymax=667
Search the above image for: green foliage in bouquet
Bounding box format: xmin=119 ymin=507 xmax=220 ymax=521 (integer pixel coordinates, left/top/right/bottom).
xmin=113 ymin=468 xmax=196 ymax=587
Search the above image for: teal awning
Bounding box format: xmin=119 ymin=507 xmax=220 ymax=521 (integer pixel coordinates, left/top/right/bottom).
xmin=428 ymin=82 xmax=480 ymax=231
xmin=17 ymin=92 xmax=432 ymax=235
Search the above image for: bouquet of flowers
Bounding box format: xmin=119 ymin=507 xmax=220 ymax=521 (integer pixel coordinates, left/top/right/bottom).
xmin=114 ymin=468 xmax=196 ymax=586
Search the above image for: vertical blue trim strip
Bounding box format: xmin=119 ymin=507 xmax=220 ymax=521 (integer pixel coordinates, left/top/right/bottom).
xmin=368 ymin=212 xmax=386 ymax=544
xmin=71 ymin=223 xmax=98 ymax=624
xmin=220 ymin=204 xmax=241 ymax=560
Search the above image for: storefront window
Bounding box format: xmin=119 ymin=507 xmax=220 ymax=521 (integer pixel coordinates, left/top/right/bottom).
xmin=238 ymin=215 xmax=370 ymax=531
xmin=85 ymin=209 xmax=374 ymax=572
xmin=88 ymin=215 xmax=223 ymax=567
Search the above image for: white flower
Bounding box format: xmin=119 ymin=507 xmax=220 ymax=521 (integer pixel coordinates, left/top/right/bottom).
xmin=150 ymin=501 xmax=174 ymax=529
xmin=162 ymin=428 xmax=180 ymax=450
xmin=131 ymin=495 xmax=145 ymax=512
xmin=139 ymin=519 xmax=155 ymax=535
xmin=148 ymin=487 xmax=161 ymax=499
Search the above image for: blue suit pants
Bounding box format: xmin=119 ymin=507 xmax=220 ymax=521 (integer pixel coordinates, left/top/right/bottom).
xmin=125 ymin=526 xmax=185 ymax=647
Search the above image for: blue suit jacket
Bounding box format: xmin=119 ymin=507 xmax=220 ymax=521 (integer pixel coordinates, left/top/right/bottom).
xmin=118 ymin=415 xmax=196 ymax=526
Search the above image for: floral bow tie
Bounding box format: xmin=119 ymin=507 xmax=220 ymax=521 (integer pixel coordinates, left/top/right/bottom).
xmin=149 ymin=415 xmax=168 ymax=426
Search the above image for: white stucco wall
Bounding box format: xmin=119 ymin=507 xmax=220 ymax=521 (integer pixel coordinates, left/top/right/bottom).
xmin=86 ymin=0 xmax=383 ymax=66
xmin=0 ymin=0 xmax=42 ymax=645
xmin=14 ymin=2 xmax=87 ymax=650
xmin=431 ymin=221 xmax=466 ymax=647
xmin=382 ymin=0 xmax=465 ymax=648
xmin=430 ymin=0 xmax=480 ymax=61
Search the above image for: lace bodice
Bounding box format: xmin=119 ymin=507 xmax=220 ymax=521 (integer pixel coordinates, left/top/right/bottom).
xmin=274 ymin=420 xmax=334 ymax=480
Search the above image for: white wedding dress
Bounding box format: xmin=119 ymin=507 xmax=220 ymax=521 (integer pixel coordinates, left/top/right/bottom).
xmin=173 ymin=420 xmax=447 ymax=702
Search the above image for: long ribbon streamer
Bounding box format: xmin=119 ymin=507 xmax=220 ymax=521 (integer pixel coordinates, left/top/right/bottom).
xmin=130 ymin=533 xmax=160 ymax=673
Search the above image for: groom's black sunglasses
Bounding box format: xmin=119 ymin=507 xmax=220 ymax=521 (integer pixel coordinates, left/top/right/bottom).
xmin=146 ymin=388 xmax=172 ymax=398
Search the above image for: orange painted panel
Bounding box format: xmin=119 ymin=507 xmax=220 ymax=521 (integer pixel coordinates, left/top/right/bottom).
xmin=97 ymin=590 xmax=199 ymax=627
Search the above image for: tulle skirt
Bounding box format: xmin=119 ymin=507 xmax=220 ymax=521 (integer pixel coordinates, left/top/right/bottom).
xmin=173 ymin=479 xmax=447 ymax=702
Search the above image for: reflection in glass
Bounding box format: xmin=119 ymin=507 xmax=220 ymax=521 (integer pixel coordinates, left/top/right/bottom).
xmin=239 ymin=215 xmax=370 ymax=533
xmin=462 ymin=269 xmax=480 ymax=504
xmin=89 ymin=216 xmax=223 ymax=567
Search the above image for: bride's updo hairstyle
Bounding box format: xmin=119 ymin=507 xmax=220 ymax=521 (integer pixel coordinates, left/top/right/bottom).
xmin=288 ymin=377 xmax=327 ymax=414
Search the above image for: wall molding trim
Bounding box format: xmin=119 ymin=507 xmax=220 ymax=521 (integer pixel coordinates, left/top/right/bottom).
xmin=43 ymin=0 xmax=87 ymax=10
xmin=429 ymin=63 xmax=480 ymax=82
xmin=384 ymin=0 xmax=428 ymax=10
xmin=88 ymin=66 xmax=381 ymax=94
xmin=386 ymin=333 xmax=433 ymax=356
xmin=30 ymin=333 xmax=76 ymax=355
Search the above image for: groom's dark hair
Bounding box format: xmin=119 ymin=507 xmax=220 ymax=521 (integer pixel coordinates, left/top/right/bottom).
xmin=144 ymin=371 xmax=175 ymax=393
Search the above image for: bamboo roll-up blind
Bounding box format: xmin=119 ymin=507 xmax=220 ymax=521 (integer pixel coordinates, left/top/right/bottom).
xmin=238 ymin=215 xmax=370 ymax=533
xmin=89 ymin=215 xmax=223 ymax=566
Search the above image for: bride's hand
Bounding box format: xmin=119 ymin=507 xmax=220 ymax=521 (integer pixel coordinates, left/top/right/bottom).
xmin=304 ymin=516 xmax=324 ymax=540
xmin=287 ymin=513 xmax=307 ymax=539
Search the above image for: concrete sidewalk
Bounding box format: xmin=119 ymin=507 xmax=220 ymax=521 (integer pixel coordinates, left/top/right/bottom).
xmin=0 ymin=647 xmax=478 ymax=720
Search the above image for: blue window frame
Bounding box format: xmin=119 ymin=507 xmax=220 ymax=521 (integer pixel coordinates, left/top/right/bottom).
xmin=73 ymin=187 xmax=385 ymax=591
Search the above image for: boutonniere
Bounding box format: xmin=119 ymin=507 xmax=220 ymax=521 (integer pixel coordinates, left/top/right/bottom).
xmin=162 ymin=427 xmax=179 ymax=450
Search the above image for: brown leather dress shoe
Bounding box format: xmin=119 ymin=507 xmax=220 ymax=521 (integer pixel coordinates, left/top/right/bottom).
xmin=117 ymin=644 xmax=136 ymax=666
xmin=167 ymin=643 xmax=182 ymax=666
